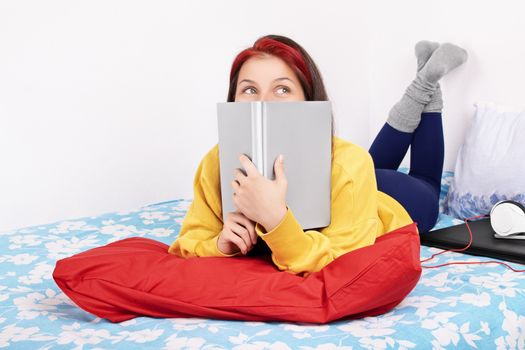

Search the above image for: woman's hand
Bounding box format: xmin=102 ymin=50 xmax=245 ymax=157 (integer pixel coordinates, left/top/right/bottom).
xmin=232 ymin=154 xmax=288 ymax=232
xmin=217 ymin=211 xmax=257 ymax=255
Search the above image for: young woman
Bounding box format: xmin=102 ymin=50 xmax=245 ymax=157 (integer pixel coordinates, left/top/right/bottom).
xmin=168 ymin=35 xmax=467 ymax=275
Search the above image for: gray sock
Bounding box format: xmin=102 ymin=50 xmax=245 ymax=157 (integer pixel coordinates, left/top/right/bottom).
xmin=415 ymin=40 xmax=439 ymax=71
xmin=419 ymin=43 xmax=468 ymax=84
xmin=386 ymin=74 xmax=437 ymax=133
xmin=423 ymin=81 xmax=443 ymax=113
xmin=387 ymin=42 xmax=468 ymax=132
xmin=415 ymin=40 xmax=443 ymax=113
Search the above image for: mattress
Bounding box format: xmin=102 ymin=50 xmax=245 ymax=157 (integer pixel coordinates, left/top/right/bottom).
xmin=0 ymin=171 xmax=524 ymax=349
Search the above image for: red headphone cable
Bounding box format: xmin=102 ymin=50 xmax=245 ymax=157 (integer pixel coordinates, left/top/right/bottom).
xmin=420 ymin=214 xmax=525 ymax=272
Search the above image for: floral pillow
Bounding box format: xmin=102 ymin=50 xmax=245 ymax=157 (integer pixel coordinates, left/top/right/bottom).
xmin=445 ymin=102 xmax=525 ymax=219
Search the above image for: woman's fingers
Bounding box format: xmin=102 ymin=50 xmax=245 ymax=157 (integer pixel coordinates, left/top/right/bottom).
xmin=221 ymin=211 xmax=260 ymax=255
xmin=224 ymin=230 xmax=248 ymax=255
xmin=238 ymin=154 xmax=259 ymax=177
xmin=230 ymin=222 xmax=252 ymax=249
xmin=241 ymin=218 xmax=257 ymax=246
xmin=231 ymin=212 xmax=257 ymax=246
xmin=234 ymin=168 xmax=246 ymax=185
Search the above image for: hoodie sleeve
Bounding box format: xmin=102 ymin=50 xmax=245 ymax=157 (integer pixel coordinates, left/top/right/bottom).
xmin=254 ymin=150 xmax=382 ymax=276
xmin=168 ymin=145 xmax=241 ymax=258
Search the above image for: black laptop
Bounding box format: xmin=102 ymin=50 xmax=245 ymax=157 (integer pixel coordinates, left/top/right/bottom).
xmin=421 ymin=218 xmax=525 ymax=265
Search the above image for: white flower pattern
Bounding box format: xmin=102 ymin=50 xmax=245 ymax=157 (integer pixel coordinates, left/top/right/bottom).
xmin=0 ymin=177 xmax=523 ymax=349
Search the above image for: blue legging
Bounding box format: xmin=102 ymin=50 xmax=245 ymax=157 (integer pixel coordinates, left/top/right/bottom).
xmin=369 ymin=112 xmax=444 ymax=233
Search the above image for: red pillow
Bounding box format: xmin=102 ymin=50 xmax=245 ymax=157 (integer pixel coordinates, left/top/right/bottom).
xmin=53 ymin=223 xmax=421 ymax=323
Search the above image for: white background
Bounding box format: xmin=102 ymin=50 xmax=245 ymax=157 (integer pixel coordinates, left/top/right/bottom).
xmin=1 ymin=0 xmax=524 ymax=232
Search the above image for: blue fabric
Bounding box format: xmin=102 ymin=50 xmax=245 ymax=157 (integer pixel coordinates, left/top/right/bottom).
xmin=1 ymin=172 xmax=524 ymax=349
xmin=370 ymin=113 xmax=445 ymax=233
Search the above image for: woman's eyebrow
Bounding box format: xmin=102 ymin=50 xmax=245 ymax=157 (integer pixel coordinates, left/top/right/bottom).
xmin=238 ymin=77 xmax=296 ymax=85
xmin=238 ymin=79 xmax=257 ymax=85
xmin=274 ymin=77 xmax=295 ymax=84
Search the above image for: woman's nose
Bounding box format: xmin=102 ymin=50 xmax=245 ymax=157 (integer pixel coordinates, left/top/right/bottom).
xmin=258 ymin=92 xmax=276 ymax=101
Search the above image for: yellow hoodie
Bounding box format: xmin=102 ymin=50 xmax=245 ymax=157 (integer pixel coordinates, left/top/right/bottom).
xmin=168 ymin=136 xmax=414 ymax=275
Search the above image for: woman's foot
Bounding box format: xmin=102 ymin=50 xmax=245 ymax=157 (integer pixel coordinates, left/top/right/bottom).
xmin=415 ymin=40 xmax=439 ymax=71
xmin=387 ymin=41 xmax=468 ymax=132
xmin=419 ymin=43 xmax=468 ymax=84
xmin=415 ymin=40 xmax=442 ymax=113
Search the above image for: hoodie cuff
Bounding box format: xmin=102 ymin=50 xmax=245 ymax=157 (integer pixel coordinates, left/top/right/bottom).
xmin=198 ymin=235 xmax=242 ymax=257
xmin=255 ymin=208 xmax=309 ymax=264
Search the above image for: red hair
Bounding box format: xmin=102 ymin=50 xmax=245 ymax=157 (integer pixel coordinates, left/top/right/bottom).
xmin=229 ymin=37 xmax=313 ymax=87
xmin=227 ymin=35 xmax=328 ymax=102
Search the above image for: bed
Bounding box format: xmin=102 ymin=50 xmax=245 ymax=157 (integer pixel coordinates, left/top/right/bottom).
xmin=1 ymin=171 xmax=524 ymax=349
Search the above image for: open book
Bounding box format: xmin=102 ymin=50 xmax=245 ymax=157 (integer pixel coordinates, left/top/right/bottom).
xmin=217 ymin=101 xmax=332 ymax=230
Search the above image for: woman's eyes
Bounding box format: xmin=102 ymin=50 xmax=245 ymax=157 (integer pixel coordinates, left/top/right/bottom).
xmin=241 ymin=86 xmax=291 ymax=95
xmin=275 ymin=86 xmax=290 ymax=95
xmin=243 ymin=87 xmax=257 ymax=95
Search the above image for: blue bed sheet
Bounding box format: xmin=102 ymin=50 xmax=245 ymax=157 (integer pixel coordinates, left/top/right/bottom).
xmin=0 ymin=171 xmax=524 ymax=349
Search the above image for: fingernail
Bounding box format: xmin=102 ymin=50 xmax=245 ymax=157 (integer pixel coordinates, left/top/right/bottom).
xmin=279 ymin=154 xmax=284 ymax=163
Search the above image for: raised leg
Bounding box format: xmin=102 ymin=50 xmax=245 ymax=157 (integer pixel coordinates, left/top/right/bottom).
xmin=370 ymin=41 xmax=467 ymax=232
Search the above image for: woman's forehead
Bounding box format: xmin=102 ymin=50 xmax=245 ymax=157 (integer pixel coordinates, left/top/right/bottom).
xmin=237 ymin=55 xmax=299 ymax=83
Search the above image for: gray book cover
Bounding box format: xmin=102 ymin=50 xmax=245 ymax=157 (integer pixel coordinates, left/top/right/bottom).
xmin=217 ymin=101 xmax=332 ymax=230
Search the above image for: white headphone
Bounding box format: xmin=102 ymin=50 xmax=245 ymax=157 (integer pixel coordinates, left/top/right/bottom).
xmin=490 ymin=200 xmax=525 ymax=240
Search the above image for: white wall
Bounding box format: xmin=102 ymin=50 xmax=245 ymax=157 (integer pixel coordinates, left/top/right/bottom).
xmin=368 ymin=0 xmax=525 ymax=174
xmin=1 ymin=0 xmax=523 ymax=232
